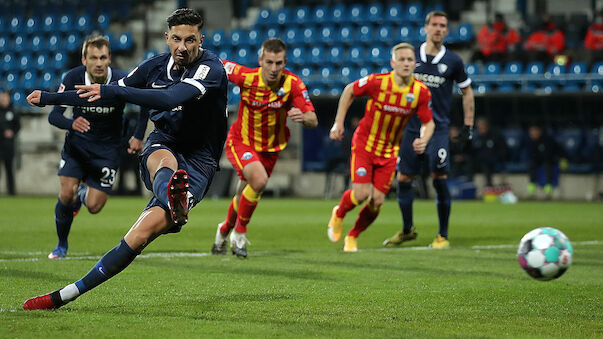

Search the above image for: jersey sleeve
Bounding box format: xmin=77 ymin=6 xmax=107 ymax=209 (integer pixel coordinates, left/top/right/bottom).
xmin=416 ymin=86 xmax=433 ymax=123
xmin=118 ymin=60 xmax=151 ymax=88
xmin=352 ymin=73 xmax=377 ymax=97
xmin=47 ymin=69 xmax=74 ymax=130
xmin=454 ymin=57 xmax=472 ymax=89
xmin=181 ymin=60 xmax=226 ymax=96
xmin=290 ymin=78 xmax=315 ymax=112
xmin=221 ymin=60 xmax=247 ymax=87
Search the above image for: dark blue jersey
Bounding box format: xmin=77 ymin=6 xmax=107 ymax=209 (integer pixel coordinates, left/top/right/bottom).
xmin=407 ymin=43 xmax=471 ymax=132
xmin=117 ymin=50 xmax=228 ymax=162
xmin=48 ymin=66 xmax=128 ymax=142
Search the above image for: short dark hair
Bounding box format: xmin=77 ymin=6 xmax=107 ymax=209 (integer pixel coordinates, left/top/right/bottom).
xmin=425 ymin=10 xmax=448 ymax=25
xmin=260 ymin=38 xmax=286 ymax=57
xmin=166 ymin=8 xmax=204 ymax=30
xmin=82 ymin=35 xmax=110 ymax=58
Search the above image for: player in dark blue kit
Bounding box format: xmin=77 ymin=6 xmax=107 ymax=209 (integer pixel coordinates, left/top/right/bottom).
xmin=384 ymin=11 xmax=475 ymax=249
xmin=47 ymin=35 xmax=148 ymax=259
xmin=23 ymin=8 xmax=228 ymax=310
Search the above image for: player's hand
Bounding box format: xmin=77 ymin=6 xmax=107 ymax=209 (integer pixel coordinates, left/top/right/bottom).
xmin=128 ymin=137 xmax=143 ymax=154
xmin=287 ymin=107 xmax=305 ymax=123
xmin=75 ymin=84 xmax=102 ymax=102
xmin=26 ymin=90 xmax=43 ymax=107
xmin=329 ymin=123 xmax=344 ymax=141
xmin=72 ymin=116 xmax=90 ymax=133
xmin=413 ymin=138 xmax=427 ymax=154
xmin=458 ymin=124 xmax=474 ymax=151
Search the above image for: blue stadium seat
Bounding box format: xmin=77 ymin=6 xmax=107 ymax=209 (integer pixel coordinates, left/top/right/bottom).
xmin=546 ymin=63 xmax=565 ymax=76
xmin=283 ymin=27 xmax=300 ymax=45
xmin=30 ymin=34 xmax=44 ymax=52
xmin=561 ymin=83 xmax=580 ymax=92
xmin=497 ymin=84 xmax=515 ymax=92
xmin=230 ymin=29 xmax=244 ymax=47
xmin=0 ymin=35 xmax=8 ymax=53
xmin=369 ymin=46 xmax=389 ymax=64
xmin=319 ymin=25 xmax=335 ymax=45
xmin=255 ymin=8 xmax=272 ymax=27
xmin=264 ymin=27 xmax=279 ymax=40
xmin=331 ymin=5 xmax=346 ymax=24
xmin=504 ymin=61 xmax=523 ymax=75
xmin=590 ymin=81 xmax=601 ymax=93
xmin=40 ymin=71 xmax=56 ymax=90
xmin=11 ymin=91 xmax=27 ymax=108
xmin=53 ymin=52 xmax=67 ymax=70
xmin=144 ymin=50 xmax=159 ymax=60
xmin=555 ymin=128 xmax=584 ymax=163
xmin=13 ymin=34 xmax=27 ymax=53
xmin=318 ymin=66 xmax=335 ymax=86
xmin=393 ymin=25 xmax=415 ymax=43
xmin=25 ymin=17 xmax=39 ymax=34
xmin=246 ymin=29 xmax=262 ymax=47
xmin=358 ymin=66 xmax=371 ymax=78
xmin=9 ymin=15 xmax=23 ymax=33
xmin=41 ymin=15 xmax=56 ymax=33
xmin=347 ymin=4 xmax=365 ymax=24
xmin=289 ymin=46 xmax=306 ymax=66
xmin=274 ymin=7 xmax=290 ymax=26
xmin=209 ymin=30 xmax=227 ymax=48
xmin=327 ymin=45 xmax=344 ymax=65
xmin=0 ymin=17 xmax=5 ymax=34
xmin=96 ymin=13 xmax=110 ymax=31
xmin=567 ymin=62 xmax=587 ymax=86
xmin=417 ymin=26 xmax=427 ymax=42
xmin=298 ymin=66 xmax=313 ymax=85
xmin=329 ymin=87 xmax=343 ymax=96
xmin=484 ymin=62 xmax=501 ymax=75
xmin=64 ymin=33 xmax=81 ymax=52
xmin=474 ymin=82 xmax=490 ymax=94
xmin=446 ymin=25 xmax=459 ymax=44
xmin=18 ymin=54 xmax=30 ymax=71
xmin=501 ymin=128 xmax=528 ymax=172
xmin=309 ymin=46 xmax=325 ymax=65
xmin=590 ymin=62 xmax=603 ymax=75
xmin=21 ymin=71 xmax=36 ymax=90
xmin=456 ymin=23 xmax=473 ymax=43
xmin=47 ymin=34 xmax=61 ymax=52
xmin=233 ymin=46 xmax=252 ymax=65
xmin=465 ymin=63 xmax=481 ymax=77
xmin=337 ymin=25 xmax=354 ymax=45
xmin=115 ymin=33 xmax=133 ymax=51
xmin=345 ymin=46 xmax=364 ymax=65
xmin=228 ymin=85 xmax=240 ymax=106
xmin=301 ymin=27 xmax=315 ymax=44
xmin=376 ymin=65 xmax=390 ymax=74
xmin=339 ymin=66 xmax=357 ymax=83
xmin=356 ymin=25 xmax=373 ymax=44
xmin=385 ymin=4 xmax=404 ymax=23
xmin=376 ymin=25 xmax=393 ymax=43
xmin=310 ymin=86 xmax=326 ymax=97
xmin=35 ymin=54 xmax=49 ymax=71
xmin=310 ymin=5 xmax=329 ymax=24
xmin=1 ymin=53 xmax=15 ymax=72
xmin=4 ymin=72 xmax=18 ymax=89
xmin=367 ymin=3 xmax=383 ymax=23
xmin=405 ymin=3 xmax=423 ymax=24
xmin=75 ymin=15 xmax=91 ymax=32
xmin=293 ymin=6 xmax=310 ymax=25
xmin=58 ymin=14 xmax=73 ymax=32
xmin=525 ymin=62 xmax=544 ymax=85
xmin=217 ymin=48 xmax=230 ymax=61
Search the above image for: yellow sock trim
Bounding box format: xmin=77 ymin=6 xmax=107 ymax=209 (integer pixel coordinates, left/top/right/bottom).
xmin=232 ymin=196 xmax=238 ymax=212
xmin=350 ymin=190 xmax=359 ymax=206
xmin=242 ymin=185 xmax=262 ymax=203
xmin=367 ymin=203 xmax=381 ymax=213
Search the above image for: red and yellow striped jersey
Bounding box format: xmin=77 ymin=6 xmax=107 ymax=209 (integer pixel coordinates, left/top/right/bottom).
xmin=222 ymin=60 xmax=315 ymax=153
xmin=352 ymin=72 xmax=433 ymax=158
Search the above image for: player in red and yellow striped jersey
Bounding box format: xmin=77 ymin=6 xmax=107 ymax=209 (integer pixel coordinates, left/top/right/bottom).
xmin=327 ymin=42 xmax=435 ymax=252
xmin=212 ymin=38 xmax=318 ymax=258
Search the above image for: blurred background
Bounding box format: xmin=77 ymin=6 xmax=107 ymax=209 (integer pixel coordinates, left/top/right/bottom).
xmin=0 ymin=0 xmax=602 ymax=201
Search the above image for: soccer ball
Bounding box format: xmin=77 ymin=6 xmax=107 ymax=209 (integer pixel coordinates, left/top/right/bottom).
xmin=517 ymin=227 xmax=573 ymax=281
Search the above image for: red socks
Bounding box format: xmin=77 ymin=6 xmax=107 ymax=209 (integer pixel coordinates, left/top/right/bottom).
xmin=348 ymin=203 xmax=380 ymax=238
xmin=336 ymin=189 xmax=359 ymax=218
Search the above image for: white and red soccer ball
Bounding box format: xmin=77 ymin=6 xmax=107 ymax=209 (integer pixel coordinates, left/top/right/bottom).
xmin=517 ymin=227 xmax=573 ymax=281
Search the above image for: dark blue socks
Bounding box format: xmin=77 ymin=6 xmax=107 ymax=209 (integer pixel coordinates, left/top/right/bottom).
xmin=54 ymin=198 xmax=75 ymax=249
xmin=75 ymin=239 xmax=138 ymax=294
xmin=153 ymin=167 xmax=174 ymax=208
xmin=433 ymin=178 xmax=451 ymax=239
xmin=397 ymin=181 xmax=414 ymax=234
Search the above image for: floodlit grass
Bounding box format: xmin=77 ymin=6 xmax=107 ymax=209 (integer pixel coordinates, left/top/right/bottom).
xmin=1 ymin=196 xmax=602 ymax=338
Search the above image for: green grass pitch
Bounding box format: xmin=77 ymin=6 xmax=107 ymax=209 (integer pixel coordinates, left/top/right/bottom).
xmin=1 ymin=196 xmax=602 ymax=338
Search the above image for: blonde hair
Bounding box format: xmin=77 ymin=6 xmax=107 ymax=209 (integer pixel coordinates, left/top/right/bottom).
xmin=82 ymin=35 xmax=110 ymax=58
xmin=391 ymin=42 xmax=415 ymax=60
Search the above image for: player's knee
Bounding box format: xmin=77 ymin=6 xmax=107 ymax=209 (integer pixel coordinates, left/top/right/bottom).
xmin=249 ymin=175 xmax=268 ymax=193
xmin=370 ymin=195 xmax=385 ymax=207
xmin=87 ymin=202 xmax=105 ymax=214
xmin=58 ymin=191 xmax=76 ymax=205
xmin=353 ymin=190 xmax=369 ymax=204
xmin=397 ymin=173 xmax=413 ymax=183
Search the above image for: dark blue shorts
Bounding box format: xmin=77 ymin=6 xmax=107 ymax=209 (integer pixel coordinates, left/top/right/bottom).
xmin=139 ymin=131 xmax=217 ymax=229
xmin=397 ymin=129 xmax=450 ymax=176
xmin=57 ymin=136 xmax=120 ymax=193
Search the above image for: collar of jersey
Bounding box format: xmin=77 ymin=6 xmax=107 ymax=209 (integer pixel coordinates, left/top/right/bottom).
xmin=84 ymin=66 xmax=113 ymax=85
xmin=420 ymin=42 xmax=446 ymax=64
xmin=389 ymin=71 xmax=415 ymax=92
xmin=166 ymin=48 xmax=204 ymax=81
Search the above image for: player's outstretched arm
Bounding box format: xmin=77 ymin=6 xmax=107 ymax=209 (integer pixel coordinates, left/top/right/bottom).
xmin=330 ymin=83 xmax=355 ymax=141
xmin=27 ymin=90 xmax=91 ymax=132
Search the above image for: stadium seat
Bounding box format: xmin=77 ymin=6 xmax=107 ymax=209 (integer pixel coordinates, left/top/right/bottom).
xmin=394 ymin=25 xmax=415 ymax=43
xmin=319 ymin=25 xmax=336 ymax=45
xmin=246 ymin=29 xmax=262 ymax=47
xmin=255 ymin=8 xmax=272 ymax=27
xmin=283 ymin=27 xmax=300 ymax=45
xmin=115 ymin=33 xmax=133 ymax=51
xmin=40 ymin=71 xmax=56 ymax=90
xmin=446 ymin=25 xmax=459 ymax=44
xmin=230 ymin=29 xmax=244 ymax=47
xmin=590 ymin=81 xmax=601 ymax=93
xmin=484 ymin=62 xmax=501 ymax=75
xmin=417 ymin=26 xmax=427 ymax=42
xmin=209 ymin=29 xmax=227 ymax=48
xmin=35 ymin=54 xmax=49 ymax=71
xmin=11 ymin=91 xmax=27 ymax=108
xmin=310 ymin=86 xmax=325 ymax=97
xmin=328 ymin=87 xmax=343 ymax=96
xmin=318 ymin=66 xmax=335 ymax=86
xmin=0 ymin=17 xmax=5 ymax=34
xmin=327 ymin=45 xmax=344 ymax=65
xmin=369 ymin=46 xmax=389 ymax=64
xmin=97 ymin=12 xmax=110 ymax=31
xmin=227 ymin=85 xmax=240 ymax=106
xmin=501 ymin=128 xmax=528 ymax=172
xmin=339 ymin=66 xmax=357 ymax=83
xmin=21 ymin=71 xmax=36 ymax=90
xmin=17 ymin=54 xmax=31 ymax=71
xmin=144 ymin=50 xmax=160 ymax=61
xmin=217 ymin=48 xmax=230 ymax=61
xmin=47 ymin=34 xmax=61 ymax=52
xmin=367 ymin=3 xmax=383 ymax=23
xmin=0 ymin=35 xmax=8 ymax=53
xmin=25 ymin=17 xmax=39 ymax=34
xmin=456 ymin=23 xmax=473 ymax=43
xmin=64 ymin=33 xmax=81 ymax=52
xmin=75 ymin=15 xmax=91 ymax=32
xmin=347 ymin=4 xmax=365 ymax=24
xmin=465 ymin=63 xmax=481 ymax=77
xmin=1 ymin=53 xmax=15 ymax=72
xmin=497 ymin=84 xmax=515 ymax=92
xmin=30 ymin=34 xmax=44 ymax=52
xmin=298 ymin=66 xmax=313 ymax=85
xmin=12 ymin=34 xmax=26 ymax=53
xmin=293 ymin=6 xmax=310 ymax=25
xmin=526 ymin=62 xmax=544 ymax=85
xmin=345 ymin=46 xmax=364 ymax=65
xmin=555 ymin=128 xmax=585 ymax=168
xmin=4 ymin=72 xmax=18 ymax=89
xmin=331 ymin=5 xmax=346 ymax=24
xmin=504 ymin=61 xmax=523 ymax=75
xmin=358 ymin=66 xmax=371 ymax=78
xmin=274 ymin=8 xmax=290 ymax=26
xmin=53 ymin=52 xmax=67 ymax=70
xmin=58 ymin=14 xmax=73 ymax=32
xmin=264 ymin=27 xmax=279 ymax=40
xmin=376 ymin=65 xmax=390 ymax=74
xmin=9 ymin=15 xmax=22 ymax=33
xmin=309 ymin=46 xmax=325 ymax=65
xmin=310 ymin=5 xmax=329 ymax=24
xmin=474 ymin=82 xmax=490 ymax=94
xmin=337 ymin=25 xmax=354 ymax=45
xmin=356 ymin=25 xmax=373 ymax=44
xmin=301 ymin=27 xmax=315 ymax=44
xmin=233 ymin=46 xmax=252 ymax=65
xmin=385 ymin=3 xmax=404 ymax=23
xmin=520 ymin=83 xmax=536 ymax=92
xmin=405 ymin=2 xmax=423 ymax=23
xmin=567 ymin=62 xmax=587 ymax=86
xmin=376 ymin=25 xmax=393 ymax=43
xmin=289 ymin=46 xmax=306 ymax=66
xmin=561 ymin=83 xmax=580 ymax=92
xmin=41 ymin=14 xmax=56 ymax=33
xmin=591 ymin=62 xmax=603 ymax=75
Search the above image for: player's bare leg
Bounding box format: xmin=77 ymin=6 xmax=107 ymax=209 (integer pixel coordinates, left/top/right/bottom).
xmin=83 ymin=187 xmax=109 ymax=214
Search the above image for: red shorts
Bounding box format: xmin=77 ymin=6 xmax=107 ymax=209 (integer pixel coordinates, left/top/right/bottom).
xmin=350 ymin=145 xmax=397 ymax=194
xmin=225 ymin=137 xmax=279 ymax=180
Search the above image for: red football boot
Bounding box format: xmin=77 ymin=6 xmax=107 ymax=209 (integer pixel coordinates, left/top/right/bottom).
xmin=23 ymin=290 xmax=64 ymax=310
xmin=167 ymin=169 xmax=189 ymax=226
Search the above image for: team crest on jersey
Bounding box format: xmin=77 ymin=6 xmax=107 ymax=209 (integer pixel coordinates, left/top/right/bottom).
xmin=356 ymin=167 xmax=367 ymax=177
xmin=223 ymin=62 xmax=236 ymax=75
xmin=276 ymin=87 xmax=285 ymax=97
xmin=242 ymin=152 xmax=253 ymax=160
xmin=302 ymin=89 xmax=310 ymax=102
xmin=405 ymin=93 xmax=415 ymax=103
xmin=358 ymin=76 xmax=369 ymax=87
xmin=437 ymin=63 xmax=448 ymax=74
xmin=58 ymin=83 xmax=65 ymax=93
xmin=193 ymin=65 xmax=211 ymax=80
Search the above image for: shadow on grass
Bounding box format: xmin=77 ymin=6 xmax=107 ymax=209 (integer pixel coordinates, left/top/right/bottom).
xmin=2 ymin=269 xmax=70 ymax=282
